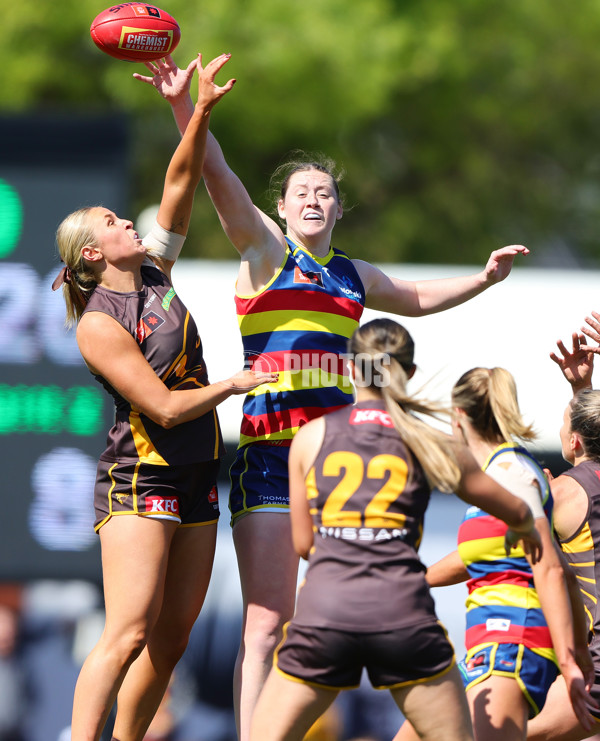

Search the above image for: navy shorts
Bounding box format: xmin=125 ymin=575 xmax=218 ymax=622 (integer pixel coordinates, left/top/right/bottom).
xmin=94 ymin=458 xmax=220 ymax=531
xmin=229 ymin=443 xmax=291 ymax=524
xmin=458 ymin=642 xmax=558 ymax=717
xmin=275 ymin=620 xmax=456 ymax=691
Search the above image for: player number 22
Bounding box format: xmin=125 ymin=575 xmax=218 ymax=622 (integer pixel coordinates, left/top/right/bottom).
xmin=320 ymin=451 xmax=408 ymax=529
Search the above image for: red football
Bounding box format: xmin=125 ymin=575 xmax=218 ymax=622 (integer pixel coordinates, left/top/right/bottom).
xmin=90 ymin=3 xmax=180 ymax=62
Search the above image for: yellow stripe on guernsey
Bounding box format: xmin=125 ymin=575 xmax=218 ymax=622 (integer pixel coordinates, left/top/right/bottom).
xmin=238 ymin=309 xmax=359 ymax=339
xmin=459 ymin=536 xmax=524 ymax=567
xmin=573 ymin=572 xmax=598 ymax=587
xmin=466 ymin=584 xmax=542 ymax=611
xmin=579 ymin=584 xmax=597 ymax=600
xmin=561 ymin=525 xmax=595 ymax=555
xmin=247 ymin=368 xmax=352 ymax=397
xmin=129 ymin=411 xmax=168 ymax=465
xmin=305 ymin=468 xmax=319 ymax=500
xmin=161 ymin=310 xmax=191 ymax=382
xmin=561 ymin=522 xmax=597 ymax=632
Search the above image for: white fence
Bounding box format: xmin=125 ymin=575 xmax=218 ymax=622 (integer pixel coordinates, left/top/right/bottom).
xmin=173 ymin=259 xmax=599 ymax=453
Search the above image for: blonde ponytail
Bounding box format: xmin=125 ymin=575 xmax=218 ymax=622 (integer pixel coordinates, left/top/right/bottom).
xmin=350 ymin=319 xmax=461 ymax=492
xmin=54 ymin=207 xmax=99 ymax=326
xmin=451 ymin=367 xmax=536 ymax=444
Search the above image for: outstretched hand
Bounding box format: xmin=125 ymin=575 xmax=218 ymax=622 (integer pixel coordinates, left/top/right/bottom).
xmin=195 ymin=53 xmax=236 ymax=111
xmin=580 ymin=310 xmax=600 ymax=356
xmin=226 ymin=369 xmax=279 ymax=394
xmin=133 ymin=53 xmax=235 ymax=116
xmin=133 ymin=54 xmax=195 ymax=105
xmin=550 ymin=332 xmax=594 ymax=392
xmin=483 ymin=245 xmax=529 ymax=285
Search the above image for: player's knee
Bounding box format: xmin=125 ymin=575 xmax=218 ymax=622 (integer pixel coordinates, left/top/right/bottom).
xmin=151 ymin=632 xmax=191 ymax=670
xmin=109 ymin=625 xmax=151 ymax=666
xmin=243 ymin=608 xmax=287 ymax=658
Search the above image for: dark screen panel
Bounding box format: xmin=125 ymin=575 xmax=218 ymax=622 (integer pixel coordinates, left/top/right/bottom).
xmin=0 ymin=115 xmax=129 ymax=582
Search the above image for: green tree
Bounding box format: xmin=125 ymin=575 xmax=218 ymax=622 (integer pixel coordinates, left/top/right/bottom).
xmin=5 ymin=0 xmax=600 ymax=266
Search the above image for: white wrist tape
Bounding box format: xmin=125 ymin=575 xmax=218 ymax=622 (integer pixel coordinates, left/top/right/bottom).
xmin=142 ymin=220 xmax=186 ymax=262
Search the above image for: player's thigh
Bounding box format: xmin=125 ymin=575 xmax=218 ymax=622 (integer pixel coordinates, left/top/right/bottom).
xmin=99 ymin=515 xmax=178 ymax=634
xmin=527 ymin=674 xmax=600 ymax=741
xmin=391 ymin=664 xmax=473 ymax=741
xmin=116 ymin=459 xmax=220 ymax=639
xmin=392 ymin=718 xmax=421 ymax=741
xmin=154 ymin=521 xmax=218 ymax=637
xmin=233 ymin=512 xmax=299 ymax=618
xmin=250 ymin=668 xmax=338 ymax=741
xmin=468 ymin=674 xmax=528 ymax=741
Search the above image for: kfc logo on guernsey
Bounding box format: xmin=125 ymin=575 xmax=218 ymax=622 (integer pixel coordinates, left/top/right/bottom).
xmin=136 ymin=310 xmax=166 ymax=343
xmin=208 ymin=486 xmax=218 ymax=504
xmin=349 ymin=409 xmax=394 ymax=427
xmin=146 ymin=496 xmax=180 ymax=515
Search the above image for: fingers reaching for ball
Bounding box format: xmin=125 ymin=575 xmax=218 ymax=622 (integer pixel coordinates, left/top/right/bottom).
xmin=132 ymin=53 xmax=235 ymax=108
xmin=132 ymin=55 xmax=197 ymax=105
xmin=196 ymin=53 xmax=236 ymax=106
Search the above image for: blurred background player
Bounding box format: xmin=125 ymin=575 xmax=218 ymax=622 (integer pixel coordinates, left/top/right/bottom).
xmin=526 ymin=329 xmax=600 ymax=741
xmin=396 ymin=365 xmax=594 ymax=741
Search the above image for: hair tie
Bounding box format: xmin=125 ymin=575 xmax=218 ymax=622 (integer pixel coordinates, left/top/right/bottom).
xmin=51 ymin=266 xmax=72 ymax=291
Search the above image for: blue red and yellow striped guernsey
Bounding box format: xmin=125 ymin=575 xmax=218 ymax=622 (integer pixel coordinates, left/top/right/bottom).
xmin=457 ymin=444 xmax=556 ymax=662
xmin=235 ymin=236 xmax=365 ymax=447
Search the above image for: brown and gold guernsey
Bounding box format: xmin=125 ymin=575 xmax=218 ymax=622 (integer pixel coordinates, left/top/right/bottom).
xmin=82 ymin=261 xmax=225 ymax=466
xmin=292 ymin=399 xmax=438 ymax=633
xmin=558 ymin=459 xmax=600 ymax=651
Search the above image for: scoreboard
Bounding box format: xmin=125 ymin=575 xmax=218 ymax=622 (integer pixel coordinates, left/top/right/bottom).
xmin=0 ymin=114 xmax=129 ymax=581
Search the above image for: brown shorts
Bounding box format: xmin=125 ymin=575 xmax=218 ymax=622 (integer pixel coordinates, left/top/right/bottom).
xmin=275 ymin=620 xmax=455 ymax=690
xmin=93 ymin=458 xmax=220 ymax=531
